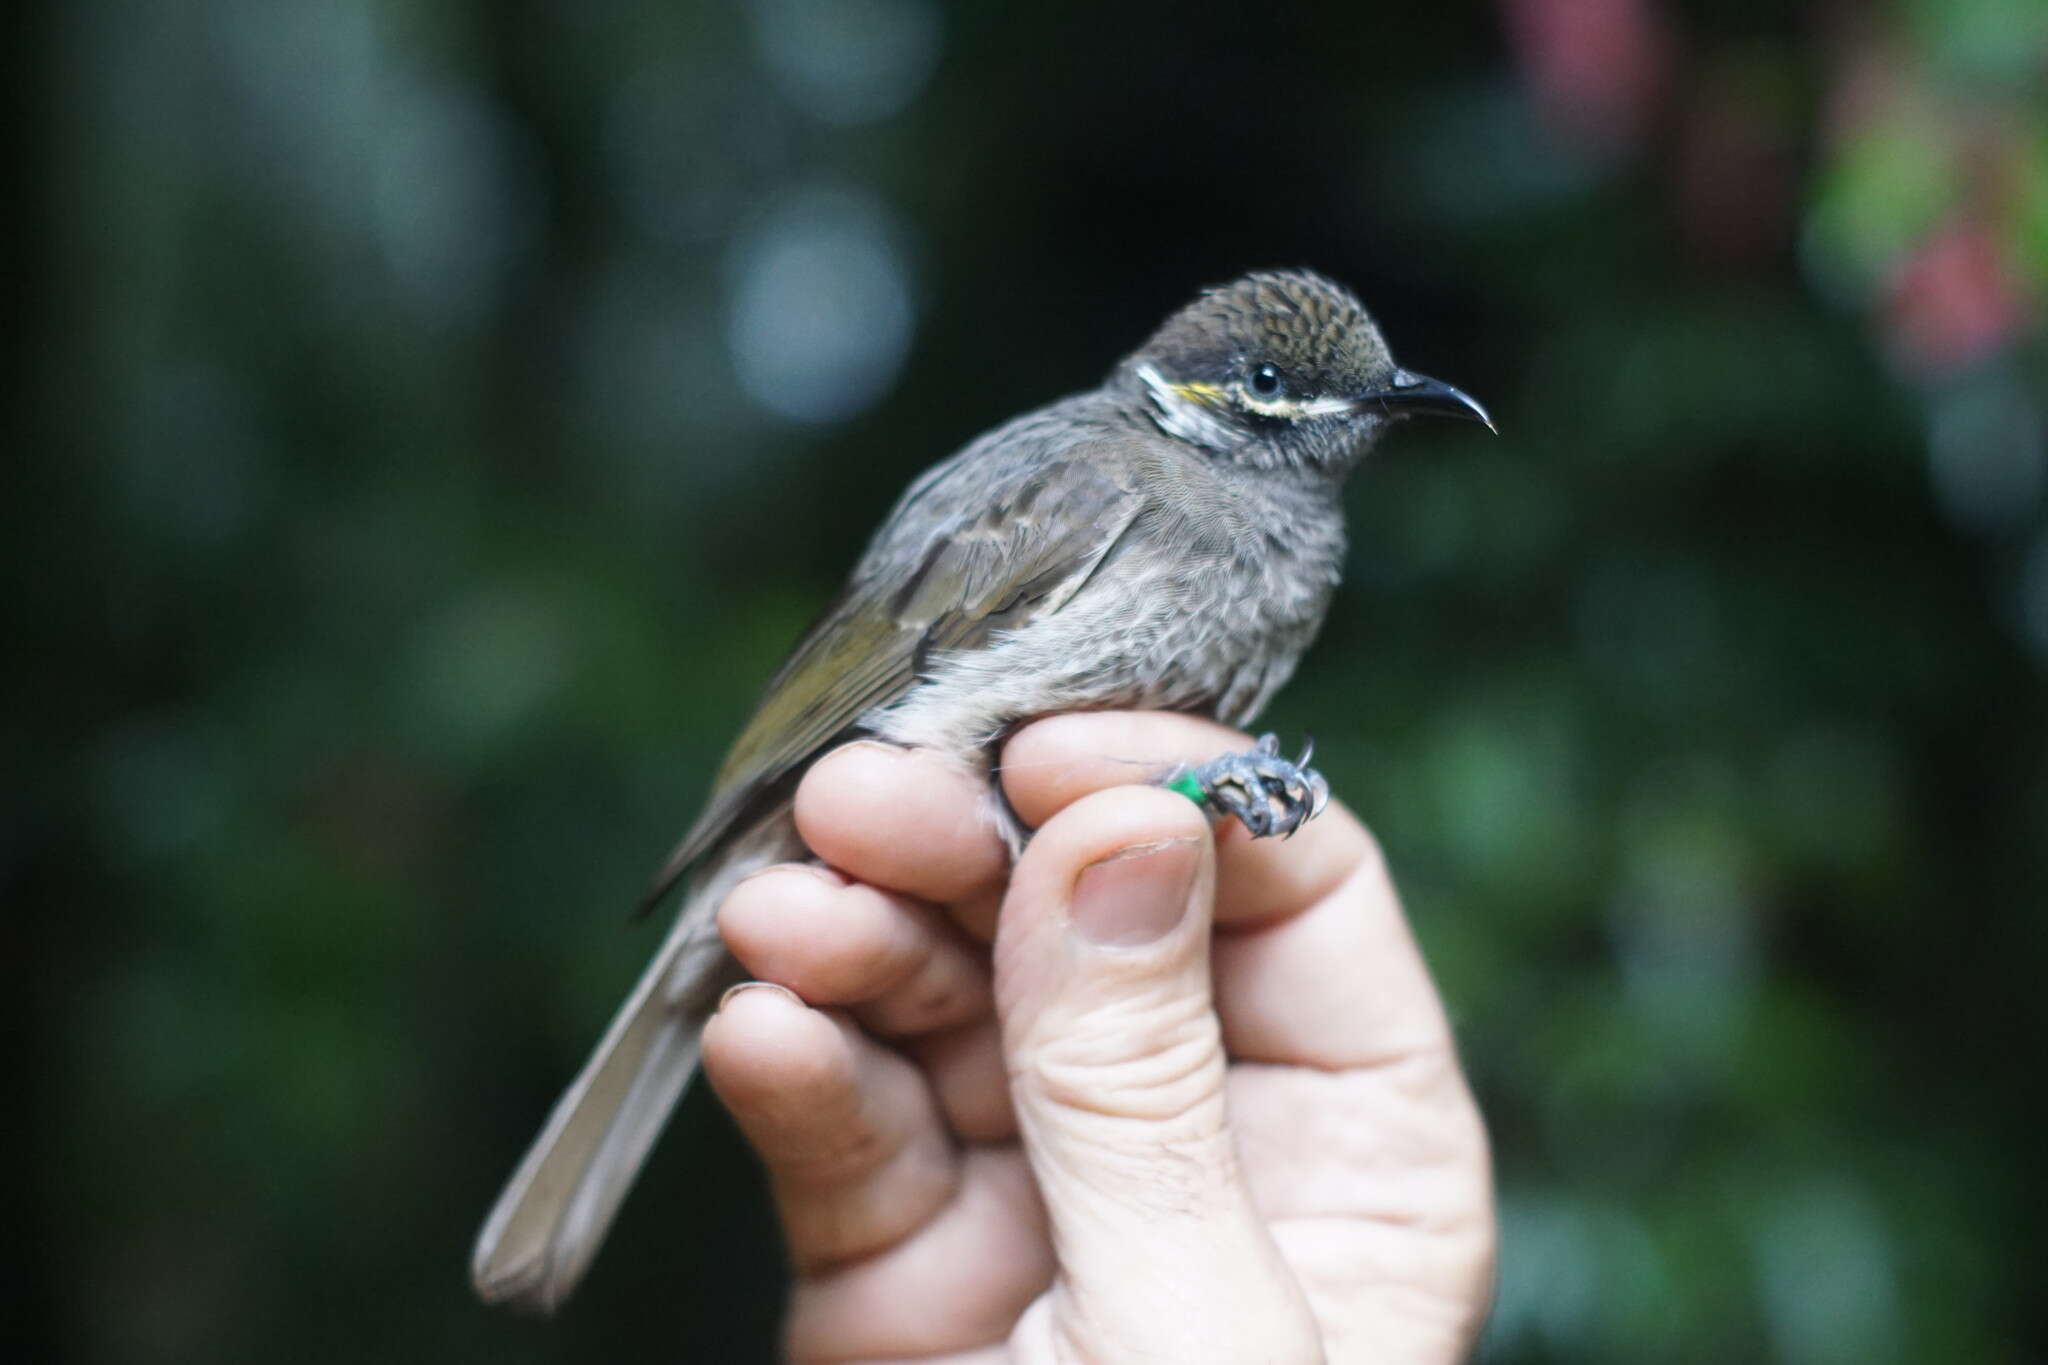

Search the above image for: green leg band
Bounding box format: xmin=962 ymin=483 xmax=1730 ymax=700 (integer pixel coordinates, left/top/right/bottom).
xmin=1163 ymin=770 xmax=1208 ymax=806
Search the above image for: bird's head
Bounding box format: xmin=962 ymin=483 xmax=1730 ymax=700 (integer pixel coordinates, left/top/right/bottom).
xmin=1122 ymin=268 xmax=1492 ymax=473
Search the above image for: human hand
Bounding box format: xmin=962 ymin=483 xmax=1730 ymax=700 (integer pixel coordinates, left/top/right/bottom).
xmin=702 ymin=712 xmax=1494 ymax=1363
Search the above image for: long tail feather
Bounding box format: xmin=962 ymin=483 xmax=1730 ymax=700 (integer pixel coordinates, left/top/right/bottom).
xmin=471 ymin=813 xmax=798 ymax=1311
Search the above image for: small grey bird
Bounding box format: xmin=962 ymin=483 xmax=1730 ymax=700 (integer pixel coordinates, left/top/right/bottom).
xmin=472 ymin=268 xmax=1491 ymax=1311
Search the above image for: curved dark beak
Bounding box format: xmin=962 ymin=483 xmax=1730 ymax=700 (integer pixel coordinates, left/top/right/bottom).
xmin=1350 ymin=368 xmax=1496 ymax=433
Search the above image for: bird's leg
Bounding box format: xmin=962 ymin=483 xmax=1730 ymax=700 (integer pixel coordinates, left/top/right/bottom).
xmin=1163 ymin=734 xmax=1330 ymax=839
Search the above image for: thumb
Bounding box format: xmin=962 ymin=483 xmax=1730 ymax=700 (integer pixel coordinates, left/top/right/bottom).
xmin=993 ymin=786 xmax=1318 ymax=1363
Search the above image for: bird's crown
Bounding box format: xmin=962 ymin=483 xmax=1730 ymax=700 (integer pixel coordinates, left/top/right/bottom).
xmin=1122 ymin=268 xmax=1491 ymax=468
xmin=1133 ymin=270 xmax=1392 ymax=422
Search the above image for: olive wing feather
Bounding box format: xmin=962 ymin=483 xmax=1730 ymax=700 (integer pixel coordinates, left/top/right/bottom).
xmin=636 ymin=457 xmax=1145 ymax=914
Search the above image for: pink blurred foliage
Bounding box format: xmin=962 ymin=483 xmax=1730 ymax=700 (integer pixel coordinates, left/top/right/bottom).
xmin=1502 ymin=0 xmax=1673 ymax=154
xmin=1823 ymin=20 xmax=2040 ymax=380
xmin=1884 ymin=216 xmax=2033 ymax=379
xmin=1500 ymin=0 xmax=2041 ymax=377
xmin=1504 ymin=0 xmax=1796 ymax=269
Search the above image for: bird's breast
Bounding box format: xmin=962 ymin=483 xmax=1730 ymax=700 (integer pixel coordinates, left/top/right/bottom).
xmin=874 ymin=507 xmax=1340 ymax=758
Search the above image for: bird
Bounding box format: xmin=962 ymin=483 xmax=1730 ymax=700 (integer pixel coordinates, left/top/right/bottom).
xmin=471 ymin=267 xmax=1493 ymax=1312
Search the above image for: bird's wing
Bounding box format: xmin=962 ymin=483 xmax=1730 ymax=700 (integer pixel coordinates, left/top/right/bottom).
xmin=637 ymin=454 xmax=1146 ymax=913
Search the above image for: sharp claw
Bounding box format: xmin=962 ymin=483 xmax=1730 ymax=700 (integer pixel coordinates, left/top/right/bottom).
xmin=1178 ymin=736 xmax=1330 ymax=840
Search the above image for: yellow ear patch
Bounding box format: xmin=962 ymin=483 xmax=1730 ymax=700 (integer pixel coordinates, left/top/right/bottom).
xmin=1171 ymin=382 xmax=1226 ymax=406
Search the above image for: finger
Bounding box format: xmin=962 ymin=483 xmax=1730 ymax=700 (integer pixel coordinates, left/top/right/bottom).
xmin=994 ymin=786 xmax=1321 ymax=1362
xmin=784 ymin=1148 xmax=1051 ymax=1364
xmin=795 ymin=742 xmax=1009 ymax=906
xmin=1213 ymin=848 xmax=1458 ymax=1068
xmin=719 ymin=864 xmax=991 ymax=1037
xmin=999 ymin=711 xmax=1365 ymax=928
xmin=1005 ymin=714 xmax=1493 ymax=1357
xmin=1215 ymin=856 xmax=1490 ymax=1249
xmin=1003 ymin=711 xmax=1454 ymax=1070
xmin=1226 ymin=1058 xmax=1495 ymax=1359
xmin=718 ymin=864 xmax=1014 ymax=1135
xmin=905 ymin=1019 xmax=1015 ymax=1142
xmin=701 ymin=984 xmax=957 ymax=1272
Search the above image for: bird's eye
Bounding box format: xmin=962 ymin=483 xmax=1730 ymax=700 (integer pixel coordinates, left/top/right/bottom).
xmin=1249 ymin=364 xmax=1285 ymax=398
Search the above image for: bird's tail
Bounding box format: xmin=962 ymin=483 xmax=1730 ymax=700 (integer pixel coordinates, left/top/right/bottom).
xmin=470 ymin=820 xmax=795 ymax=1312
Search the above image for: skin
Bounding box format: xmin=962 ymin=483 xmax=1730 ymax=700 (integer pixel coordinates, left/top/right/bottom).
xmin=703 ymin=711 xmax=1496 ymax=1364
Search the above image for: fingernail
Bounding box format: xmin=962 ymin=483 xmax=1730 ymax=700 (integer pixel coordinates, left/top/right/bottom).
xmin=717 ymin=981 xmax=803 ymax=1013
xmin=732 ymin=862 xmax=844 ymax=892
xmin=1070 ymin=837 xmax=1201 ymax=947
xmin=832 ymin=739 xmax=910 ymax=763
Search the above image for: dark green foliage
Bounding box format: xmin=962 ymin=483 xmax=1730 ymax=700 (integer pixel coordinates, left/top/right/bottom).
xmin=14 ymin=0 xmax=2044 ymax=1360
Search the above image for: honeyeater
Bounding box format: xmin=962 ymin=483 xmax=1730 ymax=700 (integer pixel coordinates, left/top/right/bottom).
xmin=471 ymin=268 xmax=1492 ymax=1311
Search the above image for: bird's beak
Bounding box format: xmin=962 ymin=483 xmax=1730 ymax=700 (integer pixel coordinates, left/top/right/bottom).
xmin=1349 ymin=368 xmax=1496 ymax=433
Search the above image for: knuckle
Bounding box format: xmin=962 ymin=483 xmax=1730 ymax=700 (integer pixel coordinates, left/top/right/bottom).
xmin=1013 ymin=992 xmax=1227 ymax=1128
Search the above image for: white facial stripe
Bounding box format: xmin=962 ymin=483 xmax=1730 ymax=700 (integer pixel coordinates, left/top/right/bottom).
xmin=1299 ymin=394 xmax=1359 ymax=417
xmin=1137 ymin=364 xmax=1237 ymax=450
xmin=1241 ymin=391 xmax=1356 ymax=420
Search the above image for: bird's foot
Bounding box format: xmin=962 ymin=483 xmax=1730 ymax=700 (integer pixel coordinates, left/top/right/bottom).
xmin=1164 ymin=734 xmax=1329 ymax=839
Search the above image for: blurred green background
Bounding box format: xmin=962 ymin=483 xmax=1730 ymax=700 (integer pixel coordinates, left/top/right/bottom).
xmin=15 ymin=0 xmax=2047 ymax=1360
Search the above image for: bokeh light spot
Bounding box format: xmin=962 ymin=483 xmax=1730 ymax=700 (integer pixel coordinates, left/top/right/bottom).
xmin=747 ymin=0 xmax=940 ymax=125
xmin=1925 ymin=368 xmax=2045 ymax=537
xmin=726 ymin=185 xmax=916 ymax=424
